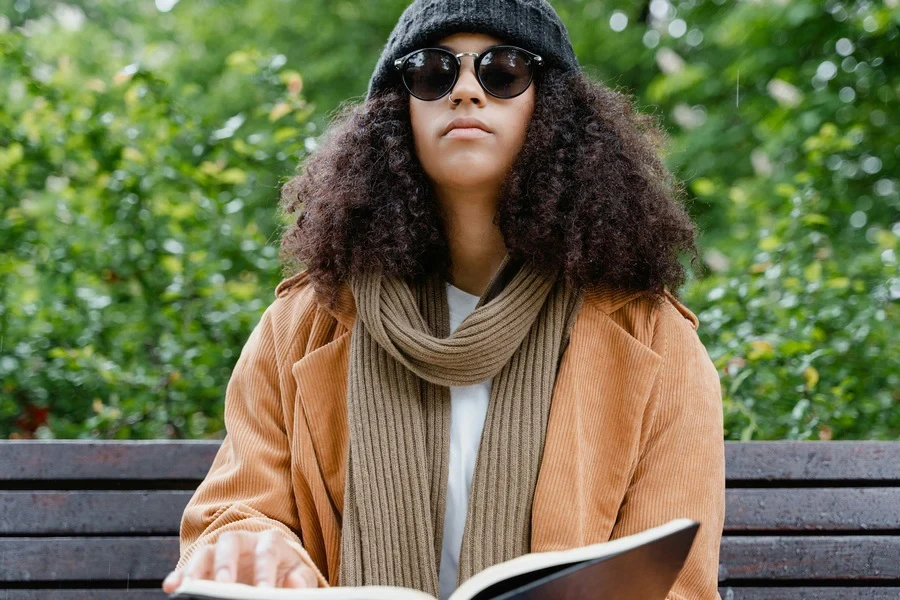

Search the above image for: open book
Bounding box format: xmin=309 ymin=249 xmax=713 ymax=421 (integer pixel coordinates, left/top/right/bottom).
xmin=169 ymin=517 xmax=700 ymax=600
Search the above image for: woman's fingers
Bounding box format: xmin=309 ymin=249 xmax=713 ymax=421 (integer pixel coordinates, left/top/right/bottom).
xmin=284 ymin=564 xmax=318 ymax=588
xmin=162 ymin=542 xmax=215 ymax=593
xmin=184 ymin=544 xmax=216 ymax=581
xmin=161 ymin=569 xmax=183 ymax=594
xmin=160 ymin=530 xmax=320 ymax=591
xmin=256 ymin=530 xmax=318 ymax=588
xmin=253 ymin=530 xmax=279 ymax=587
xmin=212 ymin=531 xmax=242 ymax=583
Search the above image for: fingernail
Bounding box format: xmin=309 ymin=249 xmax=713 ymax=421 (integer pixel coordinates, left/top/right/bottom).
xmin=216 ymin=568 xmax=230 ymax=582
xmin=257 ymin=581 xmax=272 ymax=588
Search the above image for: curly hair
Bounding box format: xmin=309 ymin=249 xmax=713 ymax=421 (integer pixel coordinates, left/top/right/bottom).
xmin=278 ymin=66 xmax=703 ymax=311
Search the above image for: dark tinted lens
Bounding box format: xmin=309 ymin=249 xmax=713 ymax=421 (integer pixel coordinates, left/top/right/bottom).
xmin=402 ymin=49 xmax=456 ymax=100
xmin=479 ymin=47 xmax=533 ymax=97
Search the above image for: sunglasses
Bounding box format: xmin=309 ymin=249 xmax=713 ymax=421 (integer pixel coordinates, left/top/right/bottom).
xmin=393 ymin=44 xmax=544 ymax=101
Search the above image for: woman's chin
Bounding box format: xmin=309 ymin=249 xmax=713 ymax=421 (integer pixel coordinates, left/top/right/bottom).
xmin=436 ymin=157 xmax=500 ymax=178
xmin=438 ymin=169 xmax=501 ymax=189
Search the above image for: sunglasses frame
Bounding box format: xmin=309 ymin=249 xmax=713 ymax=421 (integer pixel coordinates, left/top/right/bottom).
xmin=392 ymin=44 xmax=544 ymax=101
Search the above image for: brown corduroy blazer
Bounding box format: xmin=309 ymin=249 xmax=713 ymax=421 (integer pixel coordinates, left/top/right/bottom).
xmin=176 ymin=270 xmax=726 ymax=600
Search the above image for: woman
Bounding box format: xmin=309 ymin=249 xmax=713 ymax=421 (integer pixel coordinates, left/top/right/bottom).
xmin=162 ymin=1 xmax=725 ymax=599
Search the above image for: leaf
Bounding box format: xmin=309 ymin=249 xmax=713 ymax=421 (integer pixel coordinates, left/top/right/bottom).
xmin=122 ymin=147 xmax=145 ymax=163
xmin=802 ymin=213 xmax=829 ymax=226
xmin=219 ymin=168 xmax=247 ymax=185
xmin=0 ymin=142 xmax=24 ymax=171
xmin=759 ymin=235 xmax=780 ymax=252
xmin=748 ymin=340 xmax=775 ymax=360
xmin=692 ymin=177 xmax=716 ymax=196
xmin=803 ymin=261 xmax=822 ymax=282
xmin=803 ymin=366 xmax=819 ymax=390
xmin=825 ymin=277 xmax=850 ymax=289
xmin=268 ymin=102 xmax=291 ymax=122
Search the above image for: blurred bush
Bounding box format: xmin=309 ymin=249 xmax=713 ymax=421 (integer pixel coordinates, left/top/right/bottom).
xmin=0 ymin=0 xmax=896 ymax=440
xmin=0 ymin=4 xmax=316 ymax=438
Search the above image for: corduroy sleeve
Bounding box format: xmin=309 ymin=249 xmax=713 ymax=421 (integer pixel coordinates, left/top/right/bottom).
xmin=607 ymin=299 xmax=726 ymax=600
xmin=175 ymin=302 xmax=329 ymax=588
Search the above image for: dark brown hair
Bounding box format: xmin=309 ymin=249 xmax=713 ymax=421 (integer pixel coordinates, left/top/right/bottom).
xmin=278 ymin=66 xmax=703 ymax=310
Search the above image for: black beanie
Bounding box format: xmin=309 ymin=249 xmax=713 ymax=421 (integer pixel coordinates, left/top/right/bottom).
xmin=366 ymin=0 xmax=580 ymax=101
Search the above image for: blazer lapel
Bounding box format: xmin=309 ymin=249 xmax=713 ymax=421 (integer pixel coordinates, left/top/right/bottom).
xmin=531 ymin=284 xmax=663 ymax=551
xmin=291 ymin=333 xmax=351 ymax=518
xmin=290 ymin=280 xmax=356 ymax=518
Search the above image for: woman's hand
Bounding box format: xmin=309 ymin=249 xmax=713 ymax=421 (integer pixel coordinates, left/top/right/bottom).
xmin=161 ymin=530 xmax=320 ymax=593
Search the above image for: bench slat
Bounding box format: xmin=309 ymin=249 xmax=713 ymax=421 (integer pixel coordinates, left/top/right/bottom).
xmin=719 ymin=535 xmax=900 ymax=580
xmin=724 ymin=487 xmax=900 ymax=531
xmin=2 ymin=440 xmax=899 ymax=482
xmin=4 ymin=589 xmax=900 ymax=600
xmin=4 ymin=488 xmax=899 ymax=535
xmin=0 ymin=538 xmax=177 ymax=582
xmin=3 ymin=536 xmax=900 ymax=583
xmin=0 ymin=441 xmax=221 ymax=481
xmin=0 ymin=491 xmax=193 ymax=534
xmin=725 ymin=441 xmax=900 ymax=482
xmin=718 ymin=588 xmax=900 ymax=600
xmin=4 ymin=592 xmax=166 ymax=599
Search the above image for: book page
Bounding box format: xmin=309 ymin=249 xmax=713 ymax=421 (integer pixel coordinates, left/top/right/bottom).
xmin=169 ymin=579 xmax=437 ymax=600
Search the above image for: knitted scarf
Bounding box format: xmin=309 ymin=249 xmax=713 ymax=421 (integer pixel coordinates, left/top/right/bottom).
xmin=339 ymin=252 xmax=584 ymax=596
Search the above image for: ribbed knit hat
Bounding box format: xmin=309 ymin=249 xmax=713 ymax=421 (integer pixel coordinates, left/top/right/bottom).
xmin=366 ymin=0 xmax=580 ymax=101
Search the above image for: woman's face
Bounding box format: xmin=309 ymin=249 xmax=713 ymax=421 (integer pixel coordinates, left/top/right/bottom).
xmin=408 ymin=32 xmax=536 ymax=195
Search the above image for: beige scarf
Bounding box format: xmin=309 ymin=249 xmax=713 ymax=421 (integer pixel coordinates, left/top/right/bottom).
xmin=340 ymin=252 xmax=584 ymax=596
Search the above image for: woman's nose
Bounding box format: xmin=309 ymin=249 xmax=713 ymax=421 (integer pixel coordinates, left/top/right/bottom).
xmin=450 ymin=58 xmax=484 ymax=100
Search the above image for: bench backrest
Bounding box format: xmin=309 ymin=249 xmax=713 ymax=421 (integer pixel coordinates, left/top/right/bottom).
xmin=1 ymin=440 xmax=898 ymax=599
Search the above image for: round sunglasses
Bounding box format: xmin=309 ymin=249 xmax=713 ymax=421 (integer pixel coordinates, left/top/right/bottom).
xmin=393 ymin=45 xmax=544 ymax=101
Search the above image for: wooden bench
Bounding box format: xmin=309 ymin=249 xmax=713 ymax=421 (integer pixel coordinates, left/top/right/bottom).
xmin=1 ymin=440 xmax=898 ymax=599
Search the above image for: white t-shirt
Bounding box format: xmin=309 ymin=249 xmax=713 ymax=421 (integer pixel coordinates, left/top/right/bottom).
xmin=438 ymin=282 xmax=492 ymax=600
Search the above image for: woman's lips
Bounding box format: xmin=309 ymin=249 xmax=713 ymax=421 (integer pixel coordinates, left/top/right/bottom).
xmin=444 ymin=127 xmax=492 ymax=139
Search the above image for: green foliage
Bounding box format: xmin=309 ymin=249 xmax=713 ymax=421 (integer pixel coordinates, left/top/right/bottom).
xmin=653 ymin=0 xmax=900 ymax=440
xmin=0 ymin=9 xmax=315 ymax=438
xmin=0 ymin=0 xmax=897 ymax=440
